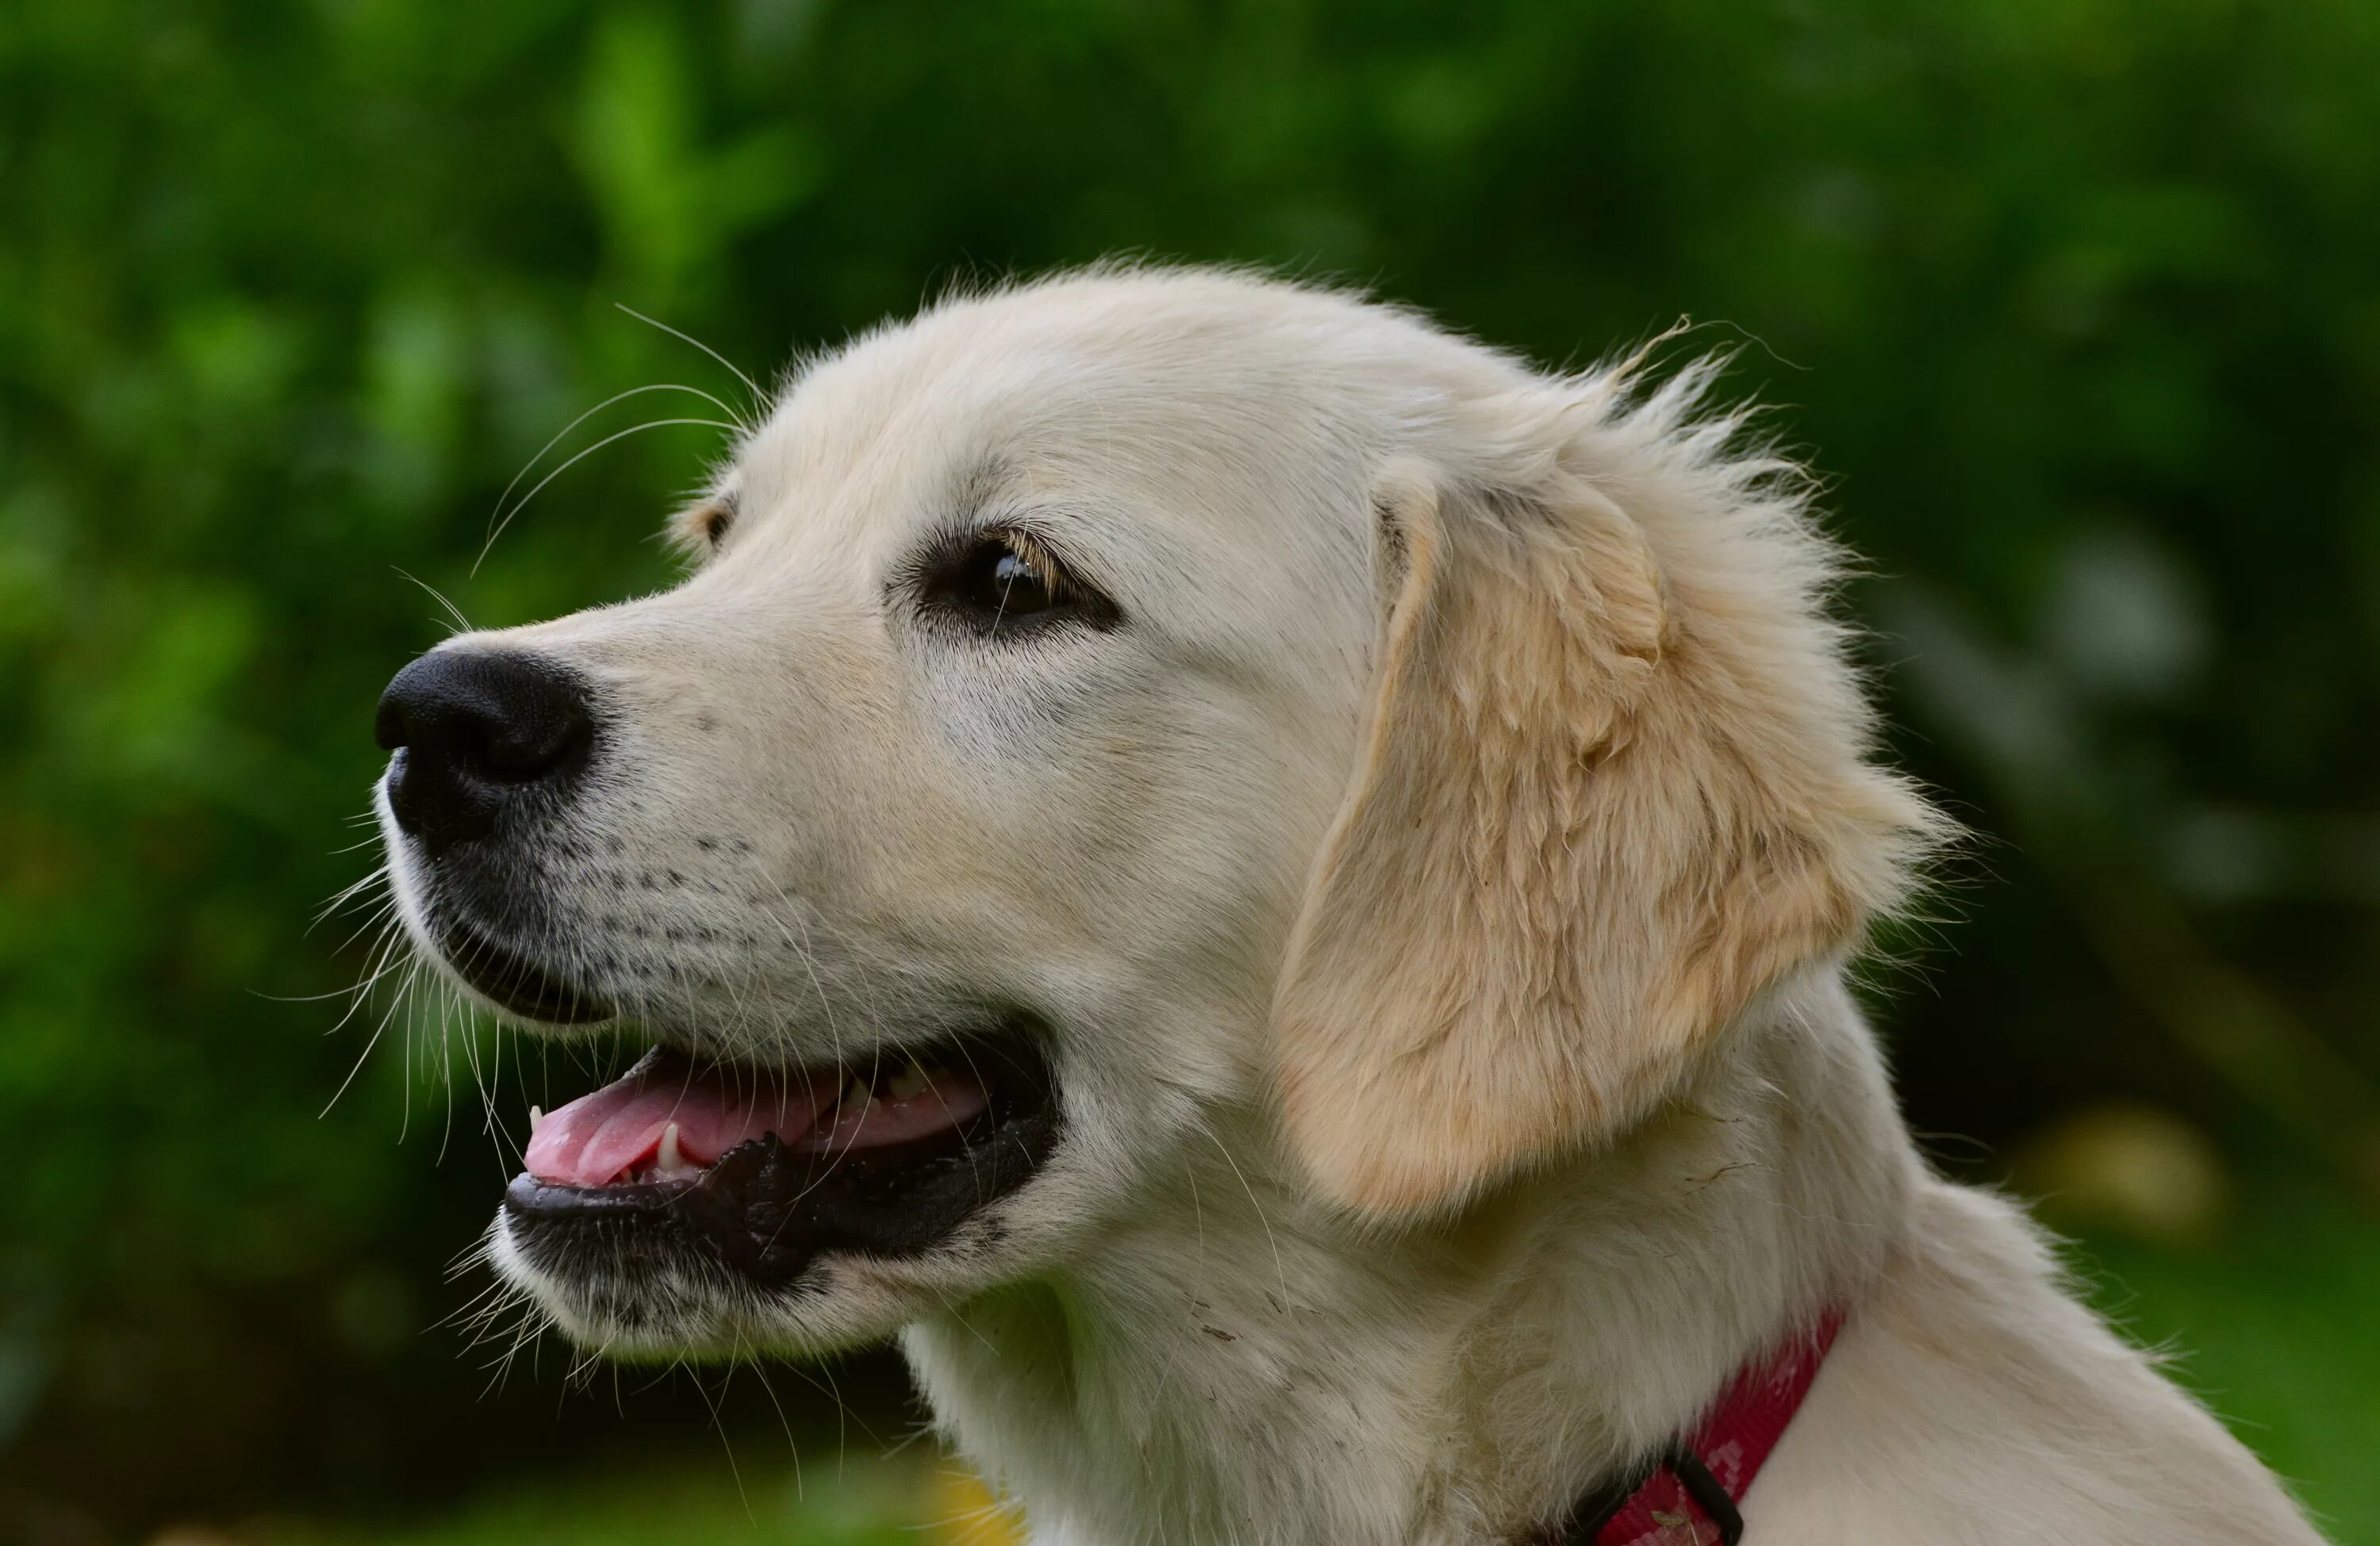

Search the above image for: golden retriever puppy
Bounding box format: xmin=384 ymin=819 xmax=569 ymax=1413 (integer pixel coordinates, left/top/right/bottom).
xmin=372 ymin=268 xmax=2324 ymax=1544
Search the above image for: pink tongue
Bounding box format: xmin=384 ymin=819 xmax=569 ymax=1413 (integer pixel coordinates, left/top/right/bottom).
xmin=524 ymin=1055 xmax=838 ymax=1187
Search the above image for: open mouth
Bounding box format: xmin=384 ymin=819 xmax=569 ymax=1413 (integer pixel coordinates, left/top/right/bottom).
xmin=501 ymin=1029 xmax=1058 ymax=1287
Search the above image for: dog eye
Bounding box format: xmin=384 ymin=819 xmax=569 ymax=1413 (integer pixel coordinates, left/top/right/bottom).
xmin=974 ymin=540 xmax=1059 ymax=616
xmin=919 ymin=531 xmax=1118 ymax=637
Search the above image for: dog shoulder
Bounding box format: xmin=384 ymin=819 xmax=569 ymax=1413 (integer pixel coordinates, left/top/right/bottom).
xmin=1749 ymin=1179 xmax=2327 ymax=1544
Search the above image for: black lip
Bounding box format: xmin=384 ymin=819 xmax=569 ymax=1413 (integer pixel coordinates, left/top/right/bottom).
xmin=501 ymin=1034 xmax=1058 ymax=1287
xmin=436 ymin=915 xmax=611 ymax=1023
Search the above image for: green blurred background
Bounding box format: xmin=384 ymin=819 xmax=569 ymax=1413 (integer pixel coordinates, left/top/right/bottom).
xmin=5 ymin=0 xmax=2378 ymax=1540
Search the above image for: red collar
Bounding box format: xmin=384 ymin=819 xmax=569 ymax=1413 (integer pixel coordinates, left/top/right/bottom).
xmin=1541 ymin=1310 xmax=1844 ymax=1546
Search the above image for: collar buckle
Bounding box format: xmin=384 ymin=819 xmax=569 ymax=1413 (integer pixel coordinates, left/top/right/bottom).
xmin=1660 ymin=1442 xmax=1745 ymax=1545
xmin=1553 ymin=1442 xmax=1744 ymax=1545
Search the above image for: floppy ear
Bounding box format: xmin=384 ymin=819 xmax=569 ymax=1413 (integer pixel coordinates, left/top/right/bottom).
xmin=1273 ymin=403 xmax=1939 ymax=1219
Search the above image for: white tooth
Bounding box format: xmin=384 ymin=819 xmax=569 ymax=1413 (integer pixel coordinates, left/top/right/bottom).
xmin=886 ymin=1061 xmax=932 ymax=1101
xmin=841 ymin=1074 xmax=870 ymax=1110
xmin=658 ymin=1122 xmax=685 ymax=1173
xmin=528 ymin=1105 xmax=544 ymax=1131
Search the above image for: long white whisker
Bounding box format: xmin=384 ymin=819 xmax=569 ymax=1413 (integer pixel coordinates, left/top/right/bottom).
xmin=474 ymin=417 xmax=742 ymax=576
xmin=393 ymin=566 xmax=475 ymax=636
xmin=311 ymin=862 xmax=390 ymax=929
xmin=327 ymin=895 xmax=403 ymax=961
xmin=320 ymin=961 xmax=414 ymax=1118
xmin=614 ymin=304 xmax=766 ymax=414
xmin=486 ymin=382 xmax=747 ymax=547
xmin=1192 ymin=1117 xmax=1295 ymax=1320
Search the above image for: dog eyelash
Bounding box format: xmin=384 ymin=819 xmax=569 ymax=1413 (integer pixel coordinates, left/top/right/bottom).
xmin=912 ymin=526 xmax=1121 ymax=639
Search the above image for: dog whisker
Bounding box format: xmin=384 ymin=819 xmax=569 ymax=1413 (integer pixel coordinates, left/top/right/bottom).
xmin=392 ymin=566 xmax=474 ymax=638
xmin=484 ymin=380 xmax=748 ymax=551
xmin=612 ymin=304 xmax=766 ymax=420
xmin=474 ymin=416 xmax=743 ymax=575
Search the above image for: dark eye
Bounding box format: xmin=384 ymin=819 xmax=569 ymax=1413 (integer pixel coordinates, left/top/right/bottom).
xmin=919 ymin=531 xmax=1119 ymax=637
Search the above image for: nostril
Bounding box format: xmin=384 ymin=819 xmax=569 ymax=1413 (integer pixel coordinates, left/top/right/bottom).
xmin=373 ymin=694 xmax=411 ymax=753
xmin=374 ymin=649 xmax=597 ymax=850
xmin=480 ymin=692 xmax=593 ymax=781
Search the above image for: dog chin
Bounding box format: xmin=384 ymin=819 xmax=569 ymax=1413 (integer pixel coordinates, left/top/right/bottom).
xmin=486 ymin=1211 xmax=1006 ymax=1360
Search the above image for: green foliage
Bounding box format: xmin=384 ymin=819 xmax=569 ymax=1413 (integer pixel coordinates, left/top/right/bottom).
xmin=2 ymin=0 xmax=2375 ymax=1535
xmin=251 ymin=1451 xmax=1006 ymax=1546
xmin=2079 ymin=1187 xmax=2380 ymax=1535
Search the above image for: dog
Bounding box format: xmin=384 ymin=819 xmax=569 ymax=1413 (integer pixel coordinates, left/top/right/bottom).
xmin=372 ymin=267 xmax=2324 ymax=1544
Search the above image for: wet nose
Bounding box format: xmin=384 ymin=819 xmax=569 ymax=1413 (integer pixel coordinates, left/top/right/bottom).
xmin=374 ymin=649 xmax=595 ymax=857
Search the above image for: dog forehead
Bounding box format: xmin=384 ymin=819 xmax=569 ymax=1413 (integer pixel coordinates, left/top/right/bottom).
xmin=731 ymin=274 xmax=1476 ymax=546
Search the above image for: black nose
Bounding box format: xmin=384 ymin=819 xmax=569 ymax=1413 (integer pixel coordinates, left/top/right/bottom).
xmin=375 ymin=650 xmax=595 ymax=857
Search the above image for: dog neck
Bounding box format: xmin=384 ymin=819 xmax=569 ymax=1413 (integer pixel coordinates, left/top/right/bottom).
xmin=903 ymin=972 xmax=1917 ymax=1545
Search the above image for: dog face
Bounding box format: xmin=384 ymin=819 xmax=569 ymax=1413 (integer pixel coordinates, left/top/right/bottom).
xmin=373 ymin=270 xmax=1934 ymax=1357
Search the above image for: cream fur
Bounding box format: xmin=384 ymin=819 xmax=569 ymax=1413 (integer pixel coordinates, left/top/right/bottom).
xmin=379 ymin=267 xmax=2326 ymax=1544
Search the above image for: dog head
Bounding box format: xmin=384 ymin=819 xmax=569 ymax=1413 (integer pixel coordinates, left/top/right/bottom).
xmin=370 ymin=268 xmax=1935 ymax=1356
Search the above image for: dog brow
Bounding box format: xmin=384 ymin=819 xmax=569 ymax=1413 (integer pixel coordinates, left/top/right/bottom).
xmin=948 ymin=455 xmax=1012 ymax=524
